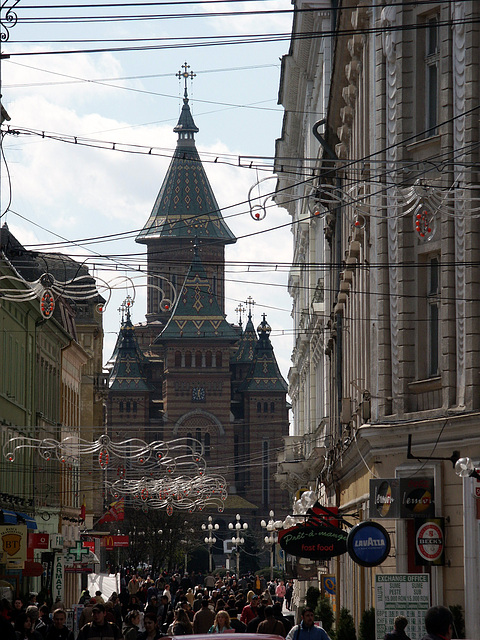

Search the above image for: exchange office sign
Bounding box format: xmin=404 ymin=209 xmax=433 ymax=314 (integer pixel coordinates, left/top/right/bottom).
xmin=278 ymin=523 xmax=347 ymax=560
xmin=375 ymin=574 xmax=430 ymax=640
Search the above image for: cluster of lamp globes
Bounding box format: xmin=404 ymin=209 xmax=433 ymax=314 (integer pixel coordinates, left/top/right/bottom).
xmin=454 ymin=457 xmax=480 ymax=480
xmin=229 ymin=513 xmax=249 ymax=545
xmin=261 ymin=490 xmax=318 ymax=544
xmin=202 ymin=515 xmax=219 ymax=545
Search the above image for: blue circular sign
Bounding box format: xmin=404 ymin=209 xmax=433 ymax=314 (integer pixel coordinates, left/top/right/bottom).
xmin=347 ymin=521 xmax=391 ymax=567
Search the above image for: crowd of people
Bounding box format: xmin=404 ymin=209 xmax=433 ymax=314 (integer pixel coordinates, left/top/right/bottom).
xmin=74 ymin=572 xmax=295 ymax=639
xmin=0 ymin=571 xmax=454 ymax=640
xmin=0 ymin=572 xmax=294 ymax=639
xmin=0 ymin=594 xmax=74 ymax=640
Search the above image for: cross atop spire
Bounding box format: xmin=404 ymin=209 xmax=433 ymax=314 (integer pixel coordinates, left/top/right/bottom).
xmin=119 ymin=295 xmax=134 ymax=324
xmin=245 ymin=296 xmax=256 ymax=318
xmin=176 ymin=61 xmax=196 ymax=98
xmin=236 ymin=303 xmax=246 ymax=326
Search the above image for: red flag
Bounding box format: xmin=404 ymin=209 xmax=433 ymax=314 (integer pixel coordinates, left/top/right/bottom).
xmin=80 ymin=496 xmax=86 ymax=522
xmin=98 ymin=498 xmax=125 ymax=524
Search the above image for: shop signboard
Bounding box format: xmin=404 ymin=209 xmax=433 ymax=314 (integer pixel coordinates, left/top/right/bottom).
xmin=370 ymin=478 xmax=435 ymax=519
xmin=28 ymin=532 xmax=49 ymax=549
xmin=102 ymin=535 xmax=130 ymax=550
xmin=370 ymin=479 xmax=401 ymax=519
xmin=53 ymin=552 xmax=64 ymax=603
xmin=375 ymin=574 xmax=430 ymax=640
xmin=347 ymin=521 xmax=391 ymax=567
xmin=50 ymin=534 xmax=64 ymax=550
xmin=400 ymin=478 xmax=435 ymax=518
xmin=414 ymin=517 xmax=445 ymax=566
xmin=0 ymin=524 xmax=27 ymax=568
xmin=278 ymin=523 xmax=347 ymax=560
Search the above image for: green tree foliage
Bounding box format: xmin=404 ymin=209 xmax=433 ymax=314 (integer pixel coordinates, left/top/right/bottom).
xmin=314 ymin=595 xmax=335 ymax=634
xmin=449 ymin=605 xmax=465 ymax=639
xmin=358 ymin=608 xmax=375 ymax=640
xmin=336 ymin=607 xmax=356 ymax=640
xmin=109 ymin=507 xmax=203 ymax=572
xmin=306 ymin=586 xmax=321 ymax=610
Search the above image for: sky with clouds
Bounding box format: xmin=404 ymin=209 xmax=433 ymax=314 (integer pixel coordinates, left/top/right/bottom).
xmin=1 ymin=0 xmax=295 ymax=381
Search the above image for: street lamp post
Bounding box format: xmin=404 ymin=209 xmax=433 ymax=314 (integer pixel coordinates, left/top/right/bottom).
xmin=201 ymin=516 xmax=219 ymax=573
xmin=260 ymin=510 xmax=283 ymax=581
xmin=228 ymin=513 xmax=248 ymax=577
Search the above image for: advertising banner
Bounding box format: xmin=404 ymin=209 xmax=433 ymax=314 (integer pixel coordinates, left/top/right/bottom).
xmin=347 ymin=521 xmax=391 ymax=567
xmin=414 ymin=517 xmax=445 ymax=566
xmin=400 ymin=478 xmax=435 ymax=518
xmin=370 ymin=478 xmax=435 ymax=519
xmin=370 ymin=479 xmax=401 ymax=519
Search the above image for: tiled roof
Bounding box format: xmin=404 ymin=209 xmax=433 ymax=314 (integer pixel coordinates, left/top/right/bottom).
xmin=109 ymin=309 xmax=152 ymax=392
xmin=155 ymin=250 xmax=239 ymax=343
xmin=136 ymin=95 xmax=236 ymax=245
xmin=238 ymin=315 xmax=288 ymax=392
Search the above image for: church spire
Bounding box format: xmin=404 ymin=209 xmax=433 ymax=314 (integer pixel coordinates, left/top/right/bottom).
xmin=136 ymin=62 xmax=236 ymax=246
xmin=174 ymin=62 xmax=199 ymax=144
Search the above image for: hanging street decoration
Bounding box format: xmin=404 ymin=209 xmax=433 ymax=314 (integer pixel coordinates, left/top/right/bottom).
xmin=3 ymin=434 xmax=227 ymax=514
xmin=0 ymin=272 xmax=177 ymax=320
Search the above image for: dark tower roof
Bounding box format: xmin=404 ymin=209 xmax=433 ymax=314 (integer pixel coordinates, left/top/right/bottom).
xmin=155 ymin=249 xmax=239 ymax=343
xmin=109 ymin=306 xmax=152 ymax=392
xmin=238 ymin=314 xmax=288 ymax=392
xmin=232 ymin=311 xmax=257 ymax=364
xmin=136 ymin=89 xmax=236 ymax=245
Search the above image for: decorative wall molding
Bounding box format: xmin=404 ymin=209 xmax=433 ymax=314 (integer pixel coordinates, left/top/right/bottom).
xmin=452 ymin=0 xmax=466 ymax=408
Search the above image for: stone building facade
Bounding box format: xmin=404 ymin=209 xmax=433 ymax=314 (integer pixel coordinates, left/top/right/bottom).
xmin=275 ymin=1 xmax=480 ymax=636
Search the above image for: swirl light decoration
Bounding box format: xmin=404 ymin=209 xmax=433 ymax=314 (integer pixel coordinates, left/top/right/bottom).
xmin=0 ymin=0 xmax=20 ymax=42
xmin=247 ymin=176 xmax=278 ymax=221
xmin=107 ymin=474 xmax=228 ymax=515
xmin=0 ymin=272 xmax=177 ymax=319
xmin=297 ymin=178 xmax=480 ymax=240
xmin=4 ymin=434 xmax=227 ymax=513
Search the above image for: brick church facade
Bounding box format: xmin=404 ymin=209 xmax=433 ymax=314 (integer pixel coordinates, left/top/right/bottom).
xmin=106 ymin=86 xmax=290 ymax=525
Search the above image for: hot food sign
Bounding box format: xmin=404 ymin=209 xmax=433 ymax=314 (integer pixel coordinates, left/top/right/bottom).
xmin=278 ymin=518 xmax=347 ymax=560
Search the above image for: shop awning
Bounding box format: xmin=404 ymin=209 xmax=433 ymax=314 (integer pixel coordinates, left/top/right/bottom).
xmin=0 ymin=509 xmax=37 ymax=530
xmin=17 ymin=512 xmax=37 ymax=530
xmin=0 ymin=509 xmax=18 ymax=525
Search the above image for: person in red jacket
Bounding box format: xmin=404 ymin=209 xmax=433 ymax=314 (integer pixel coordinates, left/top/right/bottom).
xmin=240 ymin=595 xmax=258 ymax=625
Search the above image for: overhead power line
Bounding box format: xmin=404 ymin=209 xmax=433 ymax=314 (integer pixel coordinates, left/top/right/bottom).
xmin=6 ymin=15 xmax=480 ymax=56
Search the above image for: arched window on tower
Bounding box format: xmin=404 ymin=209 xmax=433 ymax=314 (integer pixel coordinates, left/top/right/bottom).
xmin=216 ymin=351 xmax=222 ymax=368
xmin=119 ymin=401 xmax=124 ymax=413
xmin=270 ymin=402 xmax=275 ymax=413
xmin=185 ymin=351 xmax=192 ymax=367
xmin=195 ymin=351 xmax=202 ymax=368
xmin=133 ymin=401 xmax=137 ymax=413
xmin=257 ymin=402 xmax=261 ymax=413
xmin=126 ymin=401 xmax=131 ymax=413
xmin=206 ymin=351 xmax=213 ymax=367
xmin=175 ymin=351 xmax=181 ymax=367
xmin=264 ymin=402 xmax=268 ymax=413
